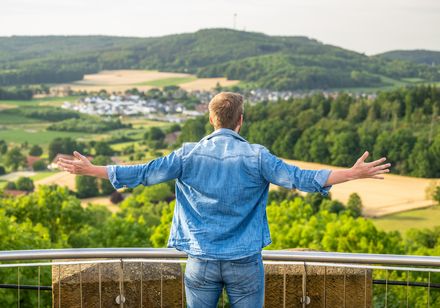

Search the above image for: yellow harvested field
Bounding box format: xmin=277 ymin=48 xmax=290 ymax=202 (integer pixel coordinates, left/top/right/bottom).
xmin=35 ymin=171 xmax=76 ymax=191
xmin=75 ymin=70 xmax=189 ymax=85
xmin=55 ymin=70 xmax=239 ymax=92
xmin=81 ymin=197 xmax=120 ymax=213
xmin=0 ymin=104 xmax=15 ymax=111
xmin=280 ymin=159 xmax=438 ymax=217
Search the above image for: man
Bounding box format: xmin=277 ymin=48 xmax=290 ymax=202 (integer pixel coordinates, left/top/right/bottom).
xmin=58 ymin=92 xmax=390 ymax=307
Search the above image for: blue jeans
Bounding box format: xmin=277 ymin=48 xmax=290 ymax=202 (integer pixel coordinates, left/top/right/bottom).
xmin=184 ymin=252 xmax=264 ymax=308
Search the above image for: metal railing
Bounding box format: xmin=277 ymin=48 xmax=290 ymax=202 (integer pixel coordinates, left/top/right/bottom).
xmin=1 ymin=248 xmax=439 ymax=307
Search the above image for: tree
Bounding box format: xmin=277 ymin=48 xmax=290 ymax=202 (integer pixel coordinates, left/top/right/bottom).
xmin=0 ymin=140 xmax=7 ymax=155
xmin=145 ymin=127 xmax=165 ymax=149
xmin=434 ymin=186 xmax=440 ymax=205
xmin=76 ymin=175 xmax=99 ymax=198
xmin=110 ymin=191 xmax=124 ymax=204
xmin=32 ymin=159 xmax=47 ymax=171
xmin=5 ymin=181 xmax=16 ymax=190
xmin=4 ymin=147 xmax=26 ymax=171
xmin=29 ymin=145 xmax=43 ymax=157
xmin=92 ymin=156 xmax=114 ymax=195
xmin=48 ymin=138 xmax=85 ymax=161
xmin=347 ymin=193 xmax=363 ymax=217
xmin=16 ymin=177 xmax=35 ymax=192
xmin=94 ymin=141 xmax=114 ymax=156
xmin=151 ymin=202 xmax=175 ymax=247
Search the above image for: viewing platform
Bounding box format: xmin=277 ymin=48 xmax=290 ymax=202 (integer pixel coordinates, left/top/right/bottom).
xmin=1 ymin=248 xmax=439 ymax=307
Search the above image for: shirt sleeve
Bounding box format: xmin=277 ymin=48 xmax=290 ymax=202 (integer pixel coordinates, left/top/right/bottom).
xmin=260 ymin=147 xmax=332 ymax=195
xmin=106 ymin=147 xmax=183 ymax=189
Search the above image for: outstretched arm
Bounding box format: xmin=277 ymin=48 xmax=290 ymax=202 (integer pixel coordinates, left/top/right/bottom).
xmin=58 ymin=151 xmax=108 ymax=179
xmin=58 ymin=149 xmax=183 ymax=189
xmin=325 ymin=151 xmax=390 ymax=186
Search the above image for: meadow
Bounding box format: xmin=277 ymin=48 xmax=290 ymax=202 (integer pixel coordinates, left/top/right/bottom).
xmin=372 ymin=206 xmax=440 ymax=234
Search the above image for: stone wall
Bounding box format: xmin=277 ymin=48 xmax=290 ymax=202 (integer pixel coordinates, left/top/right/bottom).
xmin=52 ymin=260 xmax=184 ymax=307
xmin=52 ymin=258 xmax=372 ymax=307
xmin=264 ymin=264 xmax=372 ymax=307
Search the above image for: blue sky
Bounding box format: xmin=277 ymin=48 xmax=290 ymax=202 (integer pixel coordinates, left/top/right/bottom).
xmin=1 ymin=0 xmax=439 ymax=54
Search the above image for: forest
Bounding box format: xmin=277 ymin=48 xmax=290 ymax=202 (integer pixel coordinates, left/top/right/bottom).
xmin=178 ymin=85 xmax=440 ymax=178
xmin=0 ymin=29 xmax=439 ymax=90
xmin=0 ymin=182 xmax=439 ymax=306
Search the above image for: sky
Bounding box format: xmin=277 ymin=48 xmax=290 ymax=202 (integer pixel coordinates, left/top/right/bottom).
xmin=1 ymin=0 xmax=439 ymax=55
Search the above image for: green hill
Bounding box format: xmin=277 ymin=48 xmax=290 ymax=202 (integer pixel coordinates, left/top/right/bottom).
xmin=377 ymin=49 xmax=440 ymax=66
xmin=0 ymin=29 xmax=439 ymax=90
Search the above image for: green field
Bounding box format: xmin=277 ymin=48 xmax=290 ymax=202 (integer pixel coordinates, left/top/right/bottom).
xmin=328 ymin=74 xmax=435 ymax=93
xmin=30 ymin=171 xmax=58 ymax=181
xmin=372 ymin=206 xmax=440 ymax=235
xmin=0 ymin=96 xmax=79 ymax=108
xmin=0 ymin=110 xmax=43 ymax=124
xmin=0 ymin=127 xmax=93 ymax=145
xmin=137 ymin=76 xmax=197 ymax=87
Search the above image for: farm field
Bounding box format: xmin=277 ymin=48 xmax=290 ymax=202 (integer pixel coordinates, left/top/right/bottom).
xmin=0 ymin=127 xmax=92 ymax=145
xmin=281 ymin=159 xmax=438 ymax=217
xmin=35 ymin=171 xmax=76 ymax=191
xmin=372 ymin=206 xmax=440 ymax=234
xmin=54 ymin=70 xmax=239 ymax=92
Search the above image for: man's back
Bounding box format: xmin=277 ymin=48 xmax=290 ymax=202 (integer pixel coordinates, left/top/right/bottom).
xmin=170 ymin=128 xmax=271 ymax=259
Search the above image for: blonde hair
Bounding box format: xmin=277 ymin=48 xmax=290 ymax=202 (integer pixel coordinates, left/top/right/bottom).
xmin=208 ymin=92 xmax=243 ymax=130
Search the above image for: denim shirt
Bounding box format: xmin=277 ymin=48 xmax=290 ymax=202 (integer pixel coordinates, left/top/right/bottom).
xmin=107 ymin=128 xmax=332 ymax=260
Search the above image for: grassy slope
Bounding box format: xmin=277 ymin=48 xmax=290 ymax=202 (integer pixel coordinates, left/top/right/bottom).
xmin=137 ymin=76 xmax=197 ymax=87
xmin=372 ymin=206 xmax=440 ymax=234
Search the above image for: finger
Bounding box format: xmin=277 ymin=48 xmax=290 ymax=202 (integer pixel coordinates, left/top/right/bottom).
xmin=358 ymin=151 xmax=369 ymax=163
xmin=373 ymin=169 xmax=390 ymax=175
xmin=59 ymin=158 xmax=83 ymax=166
xmin=73 ymin=151 xmax=88 ymax=162
xmin=371 ymin=175 xmax=384 ymax=180
xmin=371 ymin=163 xmax=391 ymax=172
xmin=58 ymin=163 xmax=74 ymax=173
xmin=58 ymin=161 xmax=79 ymax=172
xmin=367 ymin=157 xmax=387 ymax=167
xmin=57 ymin=161 xmax=74 ymax=171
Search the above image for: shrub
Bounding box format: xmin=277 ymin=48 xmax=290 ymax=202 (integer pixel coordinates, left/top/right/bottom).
xmin=32 ymin=160 xmax=47 ymax=171
xmin=110 ymin=191 xmax=124 ymax=204
xmin=16 ymin=177 xmax=35 ymax=192
xmin=29 ymin=145 xmax=43 ymax=157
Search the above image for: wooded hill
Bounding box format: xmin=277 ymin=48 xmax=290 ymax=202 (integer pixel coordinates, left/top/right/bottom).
xmin=0 ymin=29 xmax=439 ymax=90
xmin=377 ymin=49 xmax=440 ymax=66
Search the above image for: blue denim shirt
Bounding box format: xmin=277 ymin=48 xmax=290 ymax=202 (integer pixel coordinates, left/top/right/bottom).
xmin=107 ymin=128 xmax=332 ymax=260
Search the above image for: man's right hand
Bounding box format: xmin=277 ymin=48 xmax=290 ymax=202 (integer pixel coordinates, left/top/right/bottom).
xmin=57 ymin=151 xmax=109 ymax=179
xmin=324 ymin=151 xmax=390 ymax=186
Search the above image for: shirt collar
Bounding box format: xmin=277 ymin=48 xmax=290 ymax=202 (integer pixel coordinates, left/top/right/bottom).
xmin=203 ymin=128 xmax=247 ymax=142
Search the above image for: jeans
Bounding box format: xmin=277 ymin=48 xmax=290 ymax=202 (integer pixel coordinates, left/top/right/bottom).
xmin=184 ymin=252 xmax=264 ymax=308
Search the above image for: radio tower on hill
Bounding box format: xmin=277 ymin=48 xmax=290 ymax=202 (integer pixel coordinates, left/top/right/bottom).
xmin=233 ymin=13 xmax=237 ymax=30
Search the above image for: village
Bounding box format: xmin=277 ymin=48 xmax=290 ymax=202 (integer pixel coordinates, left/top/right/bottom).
xmin=61 ymin=88 xmax=377 ymax=122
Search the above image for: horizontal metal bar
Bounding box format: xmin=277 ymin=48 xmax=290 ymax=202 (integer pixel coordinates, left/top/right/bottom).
xmin=1 ymin=280 xmax=438 ymax=292
xmin=0 ymin=284 xmax=52 ymax=291
xmin=1 ymin=248 xmax=440 ymax=268
xmin=374 ymin=280 xmax=440 ymax=289
xmin=1 ymin=259 xmax=440 ymax=274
